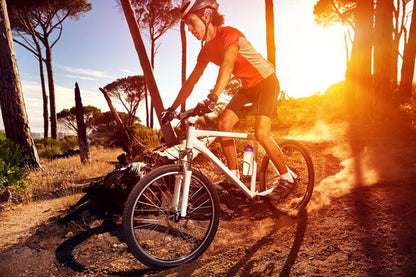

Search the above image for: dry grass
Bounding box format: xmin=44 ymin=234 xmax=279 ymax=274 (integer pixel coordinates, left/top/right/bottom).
xmin=22 ymin=146 xmax=123 ymax=204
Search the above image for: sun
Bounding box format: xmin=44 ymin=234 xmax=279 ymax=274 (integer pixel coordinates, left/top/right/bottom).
xmin=276 ymin=22 xmax=347 ymax=99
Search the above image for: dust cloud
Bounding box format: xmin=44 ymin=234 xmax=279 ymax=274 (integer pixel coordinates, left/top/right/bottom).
xmin=308 ymin=144 xmax=380 ymax=212
xmin=285 ymin=120 xmax=347 ymax=142
xmin=284 ymin=120 xmax=415 ymax=213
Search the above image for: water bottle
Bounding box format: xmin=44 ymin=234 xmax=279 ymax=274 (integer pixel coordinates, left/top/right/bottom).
xmin=242 ymin=145 xmax=254 ymax=176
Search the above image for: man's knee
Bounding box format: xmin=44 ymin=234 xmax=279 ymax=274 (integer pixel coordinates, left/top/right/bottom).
xmin=217 ymin=111 xmax=237 ymax=132
xmin=255 ymin=129 xmax=269 ymax=143
xmin=217 ymin=117 xmax=231 ymax=131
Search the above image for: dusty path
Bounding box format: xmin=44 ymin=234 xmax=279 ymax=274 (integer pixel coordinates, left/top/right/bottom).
xmin=1 ymin=121 xmax=416 ymax=276
xmin=0 ymin=197 xmax=74 ymax=249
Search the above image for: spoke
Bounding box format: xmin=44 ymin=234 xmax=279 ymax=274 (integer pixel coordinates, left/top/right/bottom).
xmin=190 ymin=191 xmax=208 ymax=206
xmin=188 ymin=199 xmax=210 ymax=214
xmin=140 ymin=193 xmax=167 ymax=214
xmin=190 ymin=186 xmax=203 ymax=199
xmin=146 ymin=184 xmax=164 ymax=207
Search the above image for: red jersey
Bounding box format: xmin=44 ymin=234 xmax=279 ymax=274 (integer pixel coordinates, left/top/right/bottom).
xmin=197 ymin=26 xmax=275 ymax=88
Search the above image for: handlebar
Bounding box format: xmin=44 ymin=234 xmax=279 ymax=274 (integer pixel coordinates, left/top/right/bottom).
xmin=174 ymin=108 xmax=198 ymax=121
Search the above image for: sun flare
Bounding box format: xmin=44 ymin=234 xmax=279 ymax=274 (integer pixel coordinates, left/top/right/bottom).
xmin=277 ymin=25 xmax=347 ymax=98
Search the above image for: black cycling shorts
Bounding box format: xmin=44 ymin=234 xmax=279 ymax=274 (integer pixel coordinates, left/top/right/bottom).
xmin=226 ymin=74 xmax=280 ymax=119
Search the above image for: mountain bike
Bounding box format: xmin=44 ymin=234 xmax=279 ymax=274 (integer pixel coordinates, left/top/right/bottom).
xmin=122 ymin=108 xmax=314 ymax=269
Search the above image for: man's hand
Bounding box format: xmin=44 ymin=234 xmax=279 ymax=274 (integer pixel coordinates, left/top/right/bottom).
xmin=161 ymin=107 xmax=176 ymax=124
xmin=194 ymin=94 xmax=218 ymax=116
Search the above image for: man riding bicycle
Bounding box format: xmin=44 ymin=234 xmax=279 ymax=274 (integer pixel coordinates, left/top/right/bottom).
xmin=161 ymin=0 xmax=296 ymax=199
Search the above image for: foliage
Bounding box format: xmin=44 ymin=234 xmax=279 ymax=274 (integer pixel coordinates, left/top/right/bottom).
xmin=57 ymin=105 xmax=102 ymax=135
xmin=229 ymin=82 xmax=347 ymax=132
xmin=273 ymin=83 xmax=346 ymax=129
xmin=313 ymin=0 xmax=356 ymax=29
xmin=129 ymin=124 xmax=161 ymax=147
xmin=9 ymin=0 xmax=92 ymax=45
xmin=34 ymin=138 xmax=64 ymax=158
xmin=8 ymin=0 xmax=92 ymax=139
xmin=102 ymin=76 xmax=146 ymax=126
xmin=131 ymin=0 xmax=181 ymax=56
xmin=60 ymin=135 xmax=79 ymax=152
xmin=33 ymin=136 xmax=81 ymax=158
xmin=0 ymin=139 xmax=29 ymax=194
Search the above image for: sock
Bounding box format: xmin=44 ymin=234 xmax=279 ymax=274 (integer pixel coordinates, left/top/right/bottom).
xmin=287 ymin=166 xmax=297 ymax=178
xmin=281 ymin=171 xmax=294 ymax=183
xmin=230 ymin=169 xmax=240 ymax=179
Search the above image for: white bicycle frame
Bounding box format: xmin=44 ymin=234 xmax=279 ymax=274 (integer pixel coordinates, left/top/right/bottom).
xmin=173 ymin=116 xmax=275 ymax=217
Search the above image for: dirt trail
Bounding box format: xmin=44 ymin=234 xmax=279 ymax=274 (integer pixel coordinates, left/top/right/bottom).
xmin=1 ymin=121 xmax=416 ymax=276
xmin=0 ymin=197 xmax=72 ymax=249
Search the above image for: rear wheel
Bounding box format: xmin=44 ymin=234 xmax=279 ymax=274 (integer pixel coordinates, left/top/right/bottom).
xmin=259 ymin=139 xmax=314 ymax=212
xmin=122 ymin=165 xmax=220 ymax=269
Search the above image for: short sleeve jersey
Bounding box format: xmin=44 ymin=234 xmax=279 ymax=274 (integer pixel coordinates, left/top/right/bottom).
xmin=197 ymin=26 xmax=275 ymax=88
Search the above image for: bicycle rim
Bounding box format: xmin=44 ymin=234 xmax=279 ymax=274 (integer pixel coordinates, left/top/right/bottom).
xmin=123 ymin=165 xmax=219 ymax=269
xmin=260 ymin=140 xmax=314 ymax=212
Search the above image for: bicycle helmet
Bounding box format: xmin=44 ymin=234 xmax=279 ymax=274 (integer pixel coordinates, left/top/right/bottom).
xmin=181 ymin=0 xmax=219 ymax=18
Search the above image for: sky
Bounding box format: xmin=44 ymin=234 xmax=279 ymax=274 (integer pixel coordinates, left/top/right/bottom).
xmin=7 ymin=0 xmax=348 ymax=134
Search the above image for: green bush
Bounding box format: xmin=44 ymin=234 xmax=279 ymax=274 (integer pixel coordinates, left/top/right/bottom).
xmin=0 ymin=139 xmax=29 ymax=193
xmin=130 ymin=124 xmax=160 ymax=147
xmin=34 ymin=137 xmax=64 ymax=158
xmin=60 ymin=135 xmax=79 ymax=152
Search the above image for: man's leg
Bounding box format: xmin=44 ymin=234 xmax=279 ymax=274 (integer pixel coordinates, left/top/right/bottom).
xmin=255 ymin=115 xmax=296 ymax=198
xmin=254 ymin=115 xmax=288 ymax=175
xmin=217 ymin=109 xmax=240 ymax=170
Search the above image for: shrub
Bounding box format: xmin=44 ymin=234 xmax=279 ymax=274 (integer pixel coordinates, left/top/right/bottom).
xmin=34 ymin=138 xmax=64 ymax=158
xmin=60 ymin=135 xmax=79 ymax=152
xmin=0 ymin=139 xmax=29 ymax=194
xmin=130 ymin=124 xmax=160 ymax=147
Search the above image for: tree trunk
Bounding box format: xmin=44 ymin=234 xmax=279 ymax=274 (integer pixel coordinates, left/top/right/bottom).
xmin=180 ymin=20 xmax=187 ymax=113
xmin=37 ymin=46 xmax=49 ymax=138
xmin=120 ymin=0 xmax=178 ymax=146
xmin=45 ymin=42 xmax=57 ymax=139
xmin=398 ymin=1 xmax=416 ymax=100
xmin=265 ymin=0 xmax=276 ymax=66
xmin=74 ymin=83 xmax=90 ymax=163
xmin=150 ymin=37 xmax=156 ymax=129
xmin=0 ymin=0 xmax=40 ymax=168
xmin=373 ymin=0 xmax=394 ymax=117
xmin=99 ymin=87 xmax=139 ymax=151
xmin=344 ymin=0 xmax=374 ymax=120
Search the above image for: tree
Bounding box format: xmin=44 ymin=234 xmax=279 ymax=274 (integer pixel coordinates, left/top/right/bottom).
xmin=7 ymin=0 xmax=92 ymax=139
xmin=391 ymin=0 xmax=412 ymax=84
xmin=344 ymin=0 xmax=373 ymax=119
xmin=399 ymin=0 xmax=416 ymax=100
xmin=180 ymin=20 xmax=187 ymax=113
xmin=314 ymin=0 xmax=412 ymax=86
xmin=0 ymin=0 xmax=40 ymax=168
xmin=102 ymin=75 xmax=146 ymax=127
xmin=314 ymin=0 xmax=357 ymax=63
xmin=74 ymin=82 xmax=89 ymax=163
xmin=265 ymin=0 xmax=276 ymax=66
xmin=8 ymin=0 xmax=49 ymax=138
xmin=130 ymin=0 xmax=181 ymax=128
xmin=57 ymin=105 xmax=102 ymax=136
xmin=373 ymin=0 xmax=394 ymax=116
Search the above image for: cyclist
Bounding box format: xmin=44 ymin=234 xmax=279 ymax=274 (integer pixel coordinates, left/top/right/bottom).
xmin=161 ymin=0 xmax=296 ymax=199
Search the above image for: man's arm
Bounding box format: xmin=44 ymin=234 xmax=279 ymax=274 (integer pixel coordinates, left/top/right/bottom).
xmin=170 ymin=62 xmax=207 ymax=110
xmin=211 ymin=44 xmax=238 ymax=97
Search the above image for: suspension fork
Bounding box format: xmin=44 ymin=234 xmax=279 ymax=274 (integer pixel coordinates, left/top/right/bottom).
xmin=175 ymin=122 xmax=197 ymax=218
xmin=172 ymin=149 xmax=193 ymax=218
xmin=180 ymin=150 xmax=193 ymax=218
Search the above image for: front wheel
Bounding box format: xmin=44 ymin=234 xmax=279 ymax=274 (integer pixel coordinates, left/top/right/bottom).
xmin=259 ymin=139 xmax=314 ymax=212
xmin=122 ymin=165 xmax=220 ymax=269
